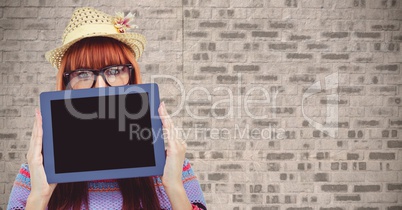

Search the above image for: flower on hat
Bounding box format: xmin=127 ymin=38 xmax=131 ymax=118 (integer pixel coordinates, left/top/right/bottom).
xmin=114 ymin=12 xmax=137 ymax=33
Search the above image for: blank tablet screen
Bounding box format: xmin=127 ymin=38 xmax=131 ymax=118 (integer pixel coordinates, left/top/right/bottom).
xmin=50 ymin=92 xmax=156 ymax=174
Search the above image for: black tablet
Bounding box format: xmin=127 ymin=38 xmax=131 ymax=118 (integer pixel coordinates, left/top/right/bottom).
xmin=40 ymin=83 xmax=166 ymax=183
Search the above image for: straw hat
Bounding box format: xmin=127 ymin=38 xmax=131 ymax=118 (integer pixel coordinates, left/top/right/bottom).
xmin=45 ymin=7 xmax=146 ymax=69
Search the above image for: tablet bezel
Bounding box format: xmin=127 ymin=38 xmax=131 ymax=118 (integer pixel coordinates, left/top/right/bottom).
xmin=40 ymin=83 xmax=166 ymax=183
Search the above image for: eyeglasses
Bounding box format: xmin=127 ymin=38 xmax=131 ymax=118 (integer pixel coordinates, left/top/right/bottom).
xmin=63 ymin=64 xmax=134 ymax=90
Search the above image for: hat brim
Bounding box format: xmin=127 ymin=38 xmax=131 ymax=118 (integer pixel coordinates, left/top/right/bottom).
xmin=45 ymin=32 xmax=146 ymax=69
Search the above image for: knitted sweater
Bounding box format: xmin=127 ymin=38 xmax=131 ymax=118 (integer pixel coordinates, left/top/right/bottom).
xmin=7 ymin=158 xmax=207 ymax=210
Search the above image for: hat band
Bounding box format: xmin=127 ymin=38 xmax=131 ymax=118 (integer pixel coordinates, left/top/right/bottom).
xmin=64 ymin=23 xmax=118 ymax=44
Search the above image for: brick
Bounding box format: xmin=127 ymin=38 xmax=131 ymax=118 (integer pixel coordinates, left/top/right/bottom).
xmin=268 ymin=43 xmax=297 ymax=51
xmin=322 ymin=54 xmax=349 ymax=60
xmin=356 ymin=119 xmax=382 ymax=127
xmin=387 ymin=184 xmax=402 ymax=191
xmin=251 ymin=53 xmax=281 ymax=62
xmin=387 ymin=141 xmax=402 ymax=148
xmin=216 ymin=75 xmax=240 ymax=84
xmin=0 ymin=41 xmax=20 ymax=51
xmin=0 ymin=19 xmax=21 ymax=30
xmin=145 ymin=8 xmax=178 ymax=19
xmin=184 ymin=9 xmax=200 ymax=18
xmin=252 ymin=207 xmax=279 ymax=210
xmin=283 ymin=8 xmax=318 ymax=19
xmin=301 ymin=0 xmax=333 ymax=8
xmin=208 ymin=173 xmax=228 ymax=181
xmin=389 ymin=119 xmax=402 ymax=127
xmin=233 ymin=65 xmax=259 ymax=72
xmin=4 ymin=8 xmax=37 ymax=18
xmin=332 ymin=173 xmax=365 ymax=182
xmin=314 ymin=173 xmax=329 ymax=182
xmin=212 ymin=8 xmax=247 ymax=19
xmin=200 ymin=66 xmax=226 ymax=73
xmin=347 ymin=153 xmax=359 ymax=160
xmin=353 ymin=9 xmax=384 ymax=19
xmin=22 ymin=19 xmax=55 ymax=30
xmin=268 ymin=21 xmax=294 ymax=29
xmin=267 ymin=163 xmax=280 ymax=171
xmin=0 ymin=133 xmax=17 ymax=140
xmin=199 ymin=0 xmax=229 ymax=7
xmin=387 ymin=97 xmax=401 ymax=106
xmin=248 ymin=8 xmax=282 ymax=19
xmin=321 ymin=32 xmax=349 ymax=39
xmin=368 ymin=86 xmax=397 ymax=95
xmin=283 ymin=0 xmax=298 ymax=8
xmin=217 ymin=164 xmax=243 ymax=171
xmin=321 ymin=185 xmax=348 ymax=192
xmin=0 ymin=109 xmax=19 ymax=117
xmin=368 ymin=0 xmax=399 ymax=8
xmin=199 ymin=43 xmax=216 ymax=51
xmin=354 ymin=32 xmax=382 ymax=39
xmin=335 ymin=195 xmax=361 ymax=201
xmin=4 ymin=52 xmax=39 ymax=62
xmin=354 ymin=208 xmax=378 ymax=210
xmin=306 ymin=43 xmax=330 ymax=50
xmin=354 ymin=185 xmax=381 ymax=192
xmin=216 ymin=53 xmax=246 ymax=62
xmin=338 ymin=86 xmax=364 ymax=95
xmin=289 ymin=34 xmax=311 ymax=41
xmin=185 ymin=31 xmax=209 ymax=39
xmin=192 ymin=53 xmax=210 ymax=61
xmin=365 ymin=193 xmax=398 ymax=203
xmin=5 ymin=30 xmax=38 ymax=40
xmin=369 ymin=152 xmax=395 ymax=160
xmin=220 ymin=32 xmax=246 ymax=39
xmin=365 ymin=107 xmax=395 ymax=116
xmin=266 ymin=153 xmax=294 ymax=160
xmin=230 ymin=0 xmax=263 ymax=7
xmin=252 ymin=31 xmax=278 ymax=39
xmin=283 ymin=183 xmax=314 ymax=193
xmin=392 ymin=35 xmax=402 ymax=41
xmin=372 ymin=42 xmax=400 ymax=52
xmin=254 ymin=75 xmax=279 ymax=82
xmin=230 ymin=42 xmax=260 ymax=51
xmin=388 ymin=10 xmax=402 ymax=20
xmin=233 ymin=22 xmax=262 ymax=30
xmin=287 ymin=208 xmax=313 ymax=210
xmin=199 ymin=21 xmax=227 ymax=28
xmin=375 ymin=64 xmax=399 ymax=72
xmin=371 ymin=23 xmax=400 ymax=31
xmin=287 ymin=53 xmax=313 ymax=60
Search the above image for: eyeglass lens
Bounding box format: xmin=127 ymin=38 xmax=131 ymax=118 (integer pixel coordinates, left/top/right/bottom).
xmin=67 ymin=66 xmax=130 ymax=89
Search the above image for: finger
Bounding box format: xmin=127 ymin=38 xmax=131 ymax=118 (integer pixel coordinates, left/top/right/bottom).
xmin=160 ymin=102 xmax=185 ymax=146
xmin=32 ymin=108 xmax=43 ymax=158
xmin=162 ymin=102 xmax=175 ymax=128
xmin=28 ymin=109 xmax=39 ymax=159
xmin=159 ymin=103 xmax=179 ymax=148
xmin=159 ymin=102 xmax=172 ymax=129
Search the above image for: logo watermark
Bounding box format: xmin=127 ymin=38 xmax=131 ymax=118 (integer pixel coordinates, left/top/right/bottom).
xmin=61 ymin=72 xmax=340 ymax=140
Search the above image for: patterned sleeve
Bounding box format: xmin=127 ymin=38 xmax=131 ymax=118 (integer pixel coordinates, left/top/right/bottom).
xmin=155 ymin=158 xmax=207 ymax=210
xmin=7 ymin=164 xmax=31 ymax=210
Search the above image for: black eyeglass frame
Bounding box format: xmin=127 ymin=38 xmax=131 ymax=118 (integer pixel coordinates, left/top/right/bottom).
xmin=63 ymin=64 xmax=135 ymax=89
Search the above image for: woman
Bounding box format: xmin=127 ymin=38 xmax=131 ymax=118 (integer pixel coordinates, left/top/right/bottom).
xmin=7 ymin=7 xmax=206 ymax=210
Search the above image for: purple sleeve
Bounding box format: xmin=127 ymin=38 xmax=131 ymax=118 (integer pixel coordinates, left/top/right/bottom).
xmin=7 ymin=164 xmax=31 ymax=210
xmin=154 ymin=158 xmax=207 ymax=210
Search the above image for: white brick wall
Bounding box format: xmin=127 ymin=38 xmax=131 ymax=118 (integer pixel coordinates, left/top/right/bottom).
xmin=1 ymin=0 xmax=402 ymax=209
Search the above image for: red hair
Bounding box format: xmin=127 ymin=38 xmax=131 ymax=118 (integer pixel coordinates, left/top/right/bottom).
xmin=49 ymin=37 xmax=160 ymax=210
xmin=55 ymin=37 xmax=142 ymax=90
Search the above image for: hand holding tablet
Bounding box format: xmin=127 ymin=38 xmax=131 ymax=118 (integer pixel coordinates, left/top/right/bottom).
xmin=39 ymin=83 xmax=166 ymax=183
